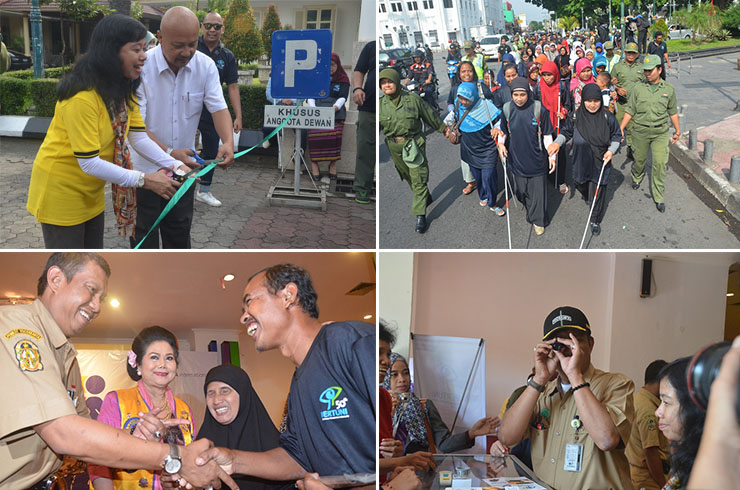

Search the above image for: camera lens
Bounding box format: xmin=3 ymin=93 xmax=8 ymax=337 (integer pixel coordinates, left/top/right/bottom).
xmin=687 ymin=341 xmax=730 ymax=410
xmin=552 ymin=341 xmax=564 ymax=352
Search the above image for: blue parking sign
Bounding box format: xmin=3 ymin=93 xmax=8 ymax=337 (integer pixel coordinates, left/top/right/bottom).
xmin=271 ymin=29 xmax=332 ymax=99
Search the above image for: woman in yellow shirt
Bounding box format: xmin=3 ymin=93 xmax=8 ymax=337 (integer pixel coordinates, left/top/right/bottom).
xmin=27 ymin=14 xmax=186 ymax=248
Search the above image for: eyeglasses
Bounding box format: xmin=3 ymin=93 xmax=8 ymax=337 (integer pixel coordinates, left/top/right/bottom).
xmin=203 ymin=23 xmax=223 ymax=31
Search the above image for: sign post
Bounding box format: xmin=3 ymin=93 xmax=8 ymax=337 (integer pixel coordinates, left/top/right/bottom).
xmin=267 ymin=29 xmax=332 ymax=210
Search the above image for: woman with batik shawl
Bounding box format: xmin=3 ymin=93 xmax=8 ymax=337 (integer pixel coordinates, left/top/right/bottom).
xmin=27 ymin=14 xmax=185 ymax=248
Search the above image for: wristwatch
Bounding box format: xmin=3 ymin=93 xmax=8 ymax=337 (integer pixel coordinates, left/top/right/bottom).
xmin=166 ymin=147 xmax=174 ymax=155
xmin=136 ymin=171 xmax=146 ymax=188
xmin=527 ymin=375 xmax=545 ymax=393
xmin=162 ymin=442 xmax=182 ymax=474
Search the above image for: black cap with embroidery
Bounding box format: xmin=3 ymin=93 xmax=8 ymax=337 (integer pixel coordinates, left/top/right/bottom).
xmin=543 ymin=306 xmax=591 ymax=340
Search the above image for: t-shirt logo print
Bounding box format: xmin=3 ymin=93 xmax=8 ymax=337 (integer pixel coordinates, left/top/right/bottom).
xmin=319 ymin=385 xmax=350 ymax=421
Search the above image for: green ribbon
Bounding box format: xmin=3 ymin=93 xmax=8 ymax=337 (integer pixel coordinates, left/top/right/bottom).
xmin=133 ymin=102 xmax=303 ymax=249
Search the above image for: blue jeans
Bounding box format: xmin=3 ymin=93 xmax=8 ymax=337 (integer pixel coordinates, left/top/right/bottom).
xmin=469 ymin=165 xmax=499 ymax=206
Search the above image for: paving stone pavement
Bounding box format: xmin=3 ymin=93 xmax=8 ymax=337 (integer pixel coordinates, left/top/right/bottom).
xmin=0 ymin=137 xmax=376 ymax=249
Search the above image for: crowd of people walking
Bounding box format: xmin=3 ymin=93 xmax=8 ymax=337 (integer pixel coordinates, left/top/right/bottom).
xmin=380 ymin=27 xmax=680 ymax=242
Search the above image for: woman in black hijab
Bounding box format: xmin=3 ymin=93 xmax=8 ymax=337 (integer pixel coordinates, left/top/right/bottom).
xmin=198 ymin=365 xmax=292 ymax=490
xmin=548 ymin=83 xmax=622 ymax=236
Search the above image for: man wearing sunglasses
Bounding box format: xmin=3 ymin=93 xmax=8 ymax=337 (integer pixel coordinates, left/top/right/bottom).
xmin=196 ymin=11 xmax=242 ymax=208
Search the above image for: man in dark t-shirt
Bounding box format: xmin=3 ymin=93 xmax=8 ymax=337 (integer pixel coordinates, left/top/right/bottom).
xmin=498 ymin=36 xmax=512 ymax=61
xmin=196 ymin=11 xmax=241 ymax=207
xmin=352 ymin=41 xmax=376 ymax=204
xmin=194 ymin=264 xmax=376 ymax=483
xmin=646 ymin=31 xmax=670 ymax=80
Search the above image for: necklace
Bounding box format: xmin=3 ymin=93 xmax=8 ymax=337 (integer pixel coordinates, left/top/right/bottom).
xmin=154 ymin=395 xmax=171 ymax=419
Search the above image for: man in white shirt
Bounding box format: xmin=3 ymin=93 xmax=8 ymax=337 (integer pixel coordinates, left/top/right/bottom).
xmin=131 ymin=6 xmax=234 ymax=248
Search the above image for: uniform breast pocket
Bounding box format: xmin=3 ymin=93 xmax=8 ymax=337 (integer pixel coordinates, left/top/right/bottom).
xmin=185 ymin=91 xmax=205 ymax=118
xmin=404 ymin=105 xmax=419 ymax=121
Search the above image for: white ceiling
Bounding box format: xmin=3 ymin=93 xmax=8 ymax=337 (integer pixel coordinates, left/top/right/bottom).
xmin=0 ymin=252 xmax=376 ymax=340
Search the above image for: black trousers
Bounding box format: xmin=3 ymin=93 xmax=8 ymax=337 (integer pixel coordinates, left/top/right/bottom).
xmin=514 ymin=173 xmax=548 ymax=227
xmin=131 ymin=187 xmax=194 ymax=249
xmin=41 ymin=212 xmax=105 ymax=249
xmin=638 ymin=30 xmax=648 ymax=53
xmin=197 ymin=113 xmax=220 ymax=186
xmin=576 ymin=181 xmax=608 ymax=224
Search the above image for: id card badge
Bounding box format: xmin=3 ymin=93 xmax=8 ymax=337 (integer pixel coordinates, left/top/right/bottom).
xmin=564 ymin=443 xmax=583 ymax=472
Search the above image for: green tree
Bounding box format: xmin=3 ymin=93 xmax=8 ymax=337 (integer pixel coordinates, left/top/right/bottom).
xmin=130 ymin=1 xmax=144 ymax=20
xmin=674 ymin=4 xmax=722 ymax=41
xmin=223 ymin=0 xmax=263 ymax=62
xmin=558 ymin=15 xmax=580 ymax=32
xmin=194 ymin=0 xmax=230 ymax=23
xmin=529 ymin=20 xmax=545 ymax=31
xmin=260 ymin=4 xmax=282 ymax=61
xmin=41 ymin=0 xmax=107 ymax=67
xmin=722 ymin=3 xmax=740 ymax=36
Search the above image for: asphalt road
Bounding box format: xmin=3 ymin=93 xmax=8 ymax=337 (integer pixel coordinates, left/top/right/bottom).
xmin=379 ymin=52 xmax=740 ymax=249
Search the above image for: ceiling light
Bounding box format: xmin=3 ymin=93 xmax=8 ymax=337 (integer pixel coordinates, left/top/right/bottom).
xmin=223 ymin=274 xmax=235 ymax=282
xmin=109 ymin=298 xmax=120 ymax=308
xmin=363 ymin=314 xmax=373 ymax=320
xmin=728 ymin=293 xmax=735 ymax=297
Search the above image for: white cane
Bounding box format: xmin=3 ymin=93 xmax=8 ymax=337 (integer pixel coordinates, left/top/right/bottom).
xmin=579 ymin=158 xmax=608 ymax=249
xmin=555 ymin=92 xmax=561 ymax=190
xmin=501 ymin=151 xmax=512 ymax=249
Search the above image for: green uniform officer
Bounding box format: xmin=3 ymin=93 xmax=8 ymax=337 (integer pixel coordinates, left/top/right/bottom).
xmin=379 ymin=68 xmax=447 ymax=233
xmin=610 ymin=42 xmax=645 ymax=157
xmin=620 ymin=55 xmax=680 ymax=213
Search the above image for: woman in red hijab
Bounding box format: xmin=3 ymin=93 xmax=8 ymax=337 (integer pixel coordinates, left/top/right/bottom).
xmin=533 ymin=60 xmax=574 ymax=194
xmin=307 ymin=52 xmax=351 ymax=184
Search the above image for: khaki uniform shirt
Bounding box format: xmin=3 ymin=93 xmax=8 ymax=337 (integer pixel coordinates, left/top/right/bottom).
xmin=625 ymin=80 xmax=678 ymax=127
xmin=527 ymin=365 xmax=635 ymax=490
xmin=626 ymin=387 xmax=670 ymax=490
xmin=0 ymin=299 xmax=89 ymax=489
xmin=610 ymin=60 xmax=645 ymax=103
xmin=379 ymin=90 xmax=446 ymax=140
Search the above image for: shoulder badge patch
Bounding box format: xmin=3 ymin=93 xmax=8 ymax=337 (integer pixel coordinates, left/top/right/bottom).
xmin=5 ymin=328 xmax=42 ymax=340
xmin=15 ymin=340 xmax=43 ymax=372
xmin=647 ymin=418 xmax=657 ymax=431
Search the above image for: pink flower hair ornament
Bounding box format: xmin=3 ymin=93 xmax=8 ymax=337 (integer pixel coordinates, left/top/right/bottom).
xmin=127 ymin=350 xmax=137 ymax=368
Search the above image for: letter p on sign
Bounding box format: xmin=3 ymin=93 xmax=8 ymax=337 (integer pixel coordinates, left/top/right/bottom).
xmin=285 ymin=40 xmax=317 ymax=87
xmin=270 ymin=29 xmax=331 ymax=100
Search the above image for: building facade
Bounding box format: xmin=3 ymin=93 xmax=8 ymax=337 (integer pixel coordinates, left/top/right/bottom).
xmin=377 ymin=0 xmax=505 ymax=50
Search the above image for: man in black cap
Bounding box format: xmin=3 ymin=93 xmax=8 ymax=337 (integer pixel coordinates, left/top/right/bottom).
xmin=496 ymin=306 xmax=635 ymax=490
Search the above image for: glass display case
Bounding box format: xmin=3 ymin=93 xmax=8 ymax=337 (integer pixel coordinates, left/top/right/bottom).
xmin=421 ymin=453 xmax=553 ymax=490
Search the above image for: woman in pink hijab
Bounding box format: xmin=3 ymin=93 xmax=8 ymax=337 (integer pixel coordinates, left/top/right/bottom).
xmin=570 ymin=57 xmax=595 ymax=111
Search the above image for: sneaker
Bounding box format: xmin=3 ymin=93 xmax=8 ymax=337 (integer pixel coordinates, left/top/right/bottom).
xmin=196 ymin=191 xmax=222 ymax=207
xmin=631 ymin=181 xmax=640 ymax=190
xmin=533 ymin=224 xmax=545 ymax=236
xmin=656 ymin=202 xmax=665 ymax=213
xmin=355 ymin=192 xmax=371 ymax=204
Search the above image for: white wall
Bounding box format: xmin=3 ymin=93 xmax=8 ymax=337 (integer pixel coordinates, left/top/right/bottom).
xmin=380 ymin=252 xmax=739 ymax=418
xmin=608 ymin=254 xmax=731 ymax=387
xmin=378 ymin=252 xmax=415 ymax=359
